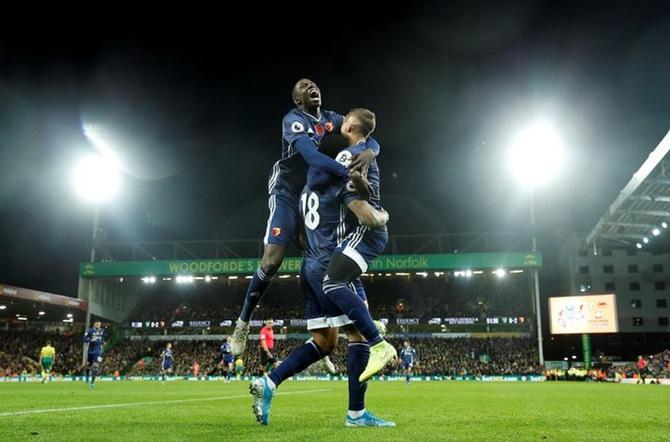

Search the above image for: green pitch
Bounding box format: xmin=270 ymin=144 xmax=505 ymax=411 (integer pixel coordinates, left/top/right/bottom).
xmin=1 ymin=380 xmax=668 ymax=441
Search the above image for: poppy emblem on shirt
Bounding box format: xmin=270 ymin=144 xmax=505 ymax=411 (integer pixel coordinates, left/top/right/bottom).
xmin=315 ymin=124 xmax=325 ymax=136
xmin=272 ymin=227 xmax=282 ymax=237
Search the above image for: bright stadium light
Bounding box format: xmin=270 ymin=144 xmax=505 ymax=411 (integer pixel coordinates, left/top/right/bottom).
xmin=465 ymin=270 xmax=473 ymax=278
xmin=652 ymin=228 xmax=661 ymax=236
xmin=636 ymin=243 xmax=643 ymax=249
xmin=38 ymin=311 xmax=45 ymax=316
xmin=643 ymin=237 xmax=649 ymax=244
xmin=662 ymin=222 xmax=668 ymax=229
xmin=493 ymin=268 xmax=506 ymax=278
xmin=0 ymin=305 xmax=6 ymax=310
xmin=67 ymin=313 xmax=73 ymax=318
xmin=73 ymin=154 xmax=121 ymax=203
xmin=508 ymin=121 xmax=565 ymax=186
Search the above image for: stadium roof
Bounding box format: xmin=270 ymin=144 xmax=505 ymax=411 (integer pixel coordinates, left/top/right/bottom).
xmin=586 ymin=130 xmax=670 ymax=249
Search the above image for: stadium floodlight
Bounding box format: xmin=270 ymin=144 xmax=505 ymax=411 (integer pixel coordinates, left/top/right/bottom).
xmin=493 ymin=268 xmax=506 ymax=278
xmin=18 ymin=316 xmax=28 ymax=321
xmin=67 ymin=313 xmax=73 ymax=318
xmin=38 ymin=311 xmax=45 ymax=316
xmin=652 ymin=228 xmax=661 ymax=236
xmin=636 ymin=243 xmax=643 ymax=249
xmin=663 ymin=222 xmax=668 ymax=229
xmin=73 ymin=154 xmax=121 ymax=204
xmin=176 ymin=275 xmax=195 ymax=284
xmin=643 ymin=237 xmax=649 ymax=244
xmin=205 ymin=275 xmax=212 ymax=282
xmin=465 ymin=270 xmax=473 ymax=278
xmin=508 ymin=121 xmax=565 ymax=186
xmin=141 ymin=276 xmax=157 ymax=284
xmin=0 ymin=305 xmax=6 ymax=310
xmin=507 ymin=121 xmax=564 ymax=367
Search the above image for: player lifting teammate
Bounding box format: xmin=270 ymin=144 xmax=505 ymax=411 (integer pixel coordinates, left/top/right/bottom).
xmin=229 ymin=79 xmax=380 ymax=356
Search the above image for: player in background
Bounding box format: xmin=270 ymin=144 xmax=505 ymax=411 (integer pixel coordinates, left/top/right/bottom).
xmin=39 ymin=340 xmax=56 ymax=383
xmin=83 ymin=320 xmax=105 ymax=388
xmin=251 ymin=127 xmax=394 ymax=427
xmin=220 ymin=338 xmax=234 ymax=383
xmin=235 ymin=356 xmax=244 ymax=380
xmin=160 ymin=342 xmax=174 ymax=382
xmin=192 ymin=360 xmax=201 ymax=380
xmin=399 ymin=340 xmax=418 ymax=384
xmin=637 ymin=355 xmax=648 ymax=384
xmin=259 ymin=319 xmax=278 ymax=374
xmin=229 ymin=79 xmax=380 ymax=356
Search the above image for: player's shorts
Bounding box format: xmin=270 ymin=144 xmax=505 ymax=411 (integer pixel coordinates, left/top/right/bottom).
xmin=41 ymin=358 xmax=53 ymax=370
xmin=333 ymin=226 xmax=388 ymax=273
xmin=263 ymin=193 xmax=299 ymax=247
xmin=403 ymin=361 xmax=414 ymax=370
xmin=162 ymin=359 xmax=173 ymax=370
xmin=222 ymin=355 xmax=234 ymax=365
xmin=87 ymin=352 xmax=102 ymax=365
xmin=261 ymin=351 xmax=277 ymax=366
xmin=302 ymin=259 xmax=367 ymax=330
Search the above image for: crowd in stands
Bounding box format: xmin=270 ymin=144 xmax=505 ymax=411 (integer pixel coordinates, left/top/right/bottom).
xmin=0 ymin=329 xmax=80 ymax=376
xmin=1 ymin=327 xmax=543 ymax=378
xmin=128 ymin=276 xmax=532 ymax=330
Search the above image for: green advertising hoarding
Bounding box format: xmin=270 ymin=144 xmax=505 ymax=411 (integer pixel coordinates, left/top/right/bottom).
xmin=80 ymin=252 xmax=541 ymax=278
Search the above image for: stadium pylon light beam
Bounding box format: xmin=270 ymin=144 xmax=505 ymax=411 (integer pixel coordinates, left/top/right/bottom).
xmin=74 ymin=147 xmax=122 ymax=365
xmin=509 ymin=120 xmax=564 ymax=366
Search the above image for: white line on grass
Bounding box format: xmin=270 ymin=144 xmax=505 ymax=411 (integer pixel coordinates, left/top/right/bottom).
xmin=0 ymin=388 xmax=331 ymax=417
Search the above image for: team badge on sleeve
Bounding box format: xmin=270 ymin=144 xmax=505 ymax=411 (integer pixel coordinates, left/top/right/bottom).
xmin=272 ymin=227 xmax=282 ymax=237
xmin=291 ymin=122 xmax=305 ymax=133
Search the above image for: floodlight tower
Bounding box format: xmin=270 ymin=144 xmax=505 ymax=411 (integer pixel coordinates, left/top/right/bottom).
xmin=509 ymin=121 xmax=564 ymax=365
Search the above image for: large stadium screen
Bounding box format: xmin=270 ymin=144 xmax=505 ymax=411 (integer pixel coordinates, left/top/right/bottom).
xmin=549 ymin=294 xmax=618 ymax=334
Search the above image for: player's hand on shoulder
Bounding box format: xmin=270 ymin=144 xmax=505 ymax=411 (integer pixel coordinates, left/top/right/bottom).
xmin=348 ymin=170 xmax=372 ymax=201
xmin=349 ymin=149 xmax=375 ymax=171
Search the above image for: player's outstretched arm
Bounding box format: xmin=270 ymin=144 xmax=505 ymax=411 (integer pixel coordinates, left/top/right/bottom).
xmin=347 ymin=200 xmax=389 ymax=228
xmin=293 ymin=136 xmax=349 ymax=177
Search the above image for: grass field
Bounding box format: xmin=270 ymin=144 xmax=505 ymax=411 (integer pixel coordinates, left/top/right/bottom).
xmin=1 ymin=380 xmax=669 ymax=441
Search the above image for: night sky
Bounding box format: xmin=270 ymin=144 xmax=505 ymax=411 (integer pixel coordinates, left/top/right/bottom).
xmin=2 ymin=1 xmax=670 ymax=296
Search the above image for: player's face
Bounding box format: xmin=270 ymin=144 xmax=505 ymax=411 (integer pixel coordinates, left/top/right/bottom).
xmin=340 ymin=115 xmax=360 ymax=139
xmin=94 ymin=321 xmax=101 ymax=329
xmin=294 ymin=79 xmax=321 ymax=109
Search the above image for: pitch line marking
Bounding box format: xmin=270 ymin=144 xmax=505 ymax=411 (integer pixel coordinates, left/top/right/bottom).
xmin=0 ymin=388 xmax=331 ymax=417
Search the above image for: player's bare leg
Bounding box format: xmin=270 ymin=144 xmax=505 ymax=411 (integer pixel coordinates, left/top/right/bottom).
xmin=231 ymin=244 xmax=285 ymax=355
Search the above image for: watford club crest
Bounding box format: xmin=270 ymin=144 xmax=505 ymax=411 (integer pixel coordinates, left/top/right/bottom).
xmin=272 ymin=227 xmax=282 ymax=237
